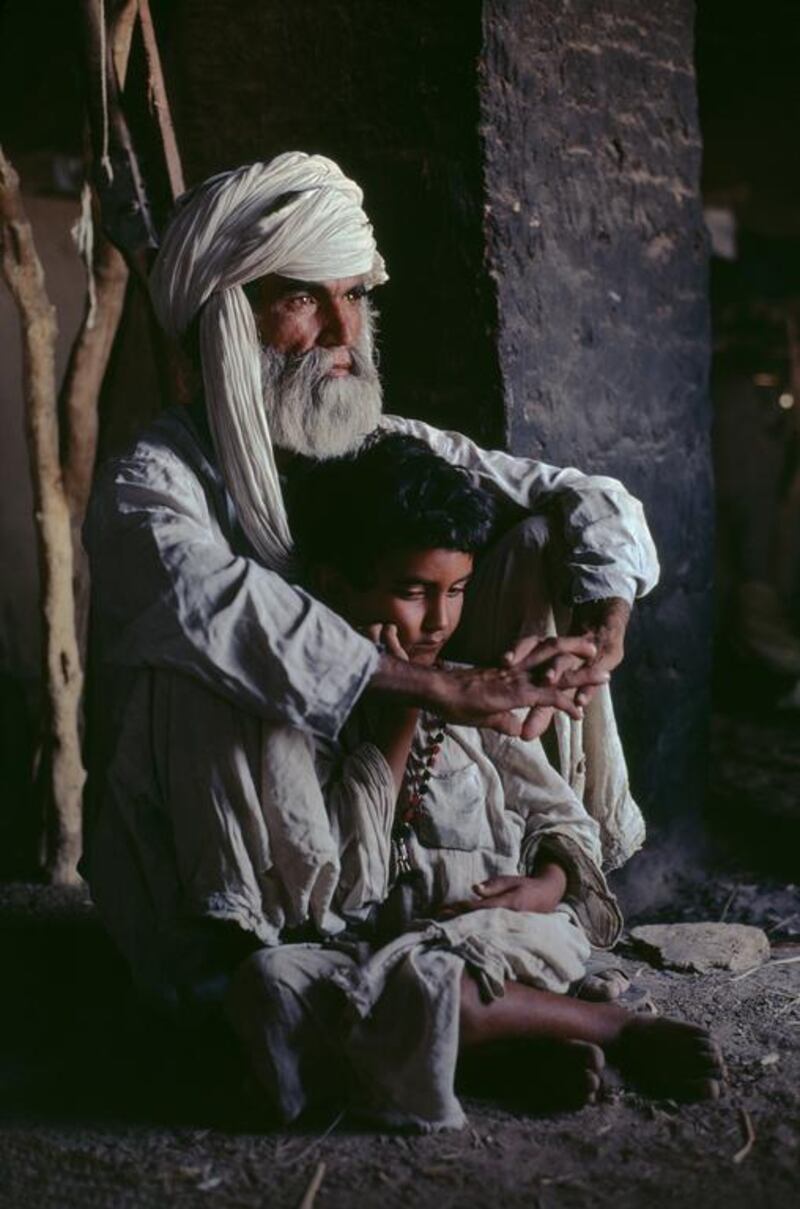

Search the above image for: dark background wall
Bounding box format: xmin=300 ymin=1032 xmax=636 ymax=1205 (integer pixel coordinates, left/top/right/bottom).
xmin=481 ymin=0 xmax=713 ymax=821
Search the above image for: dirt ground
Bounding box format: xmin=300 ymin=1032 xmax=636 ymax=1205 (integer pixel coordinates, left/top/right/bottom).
xmin=1 ymin=711 xmax=798 ymax=1209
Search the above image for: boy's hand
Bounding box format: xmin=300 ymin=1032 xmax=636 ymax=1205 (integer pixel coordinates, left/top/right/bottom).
xmin=361 ymin=622 xmax=410 ymax=662
xmin=438 ymin=864 xmax=568 ymax=918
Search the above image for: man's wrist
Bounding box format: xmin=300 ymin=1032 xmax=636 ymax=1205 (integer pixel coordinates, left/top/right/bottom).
xmin=570 ymin=598 xmax=630 ymax=677
xmin=571 ymin=596 xmax=631 ymax=634
xmin=369 ymin=653 xmax=447 ymax=710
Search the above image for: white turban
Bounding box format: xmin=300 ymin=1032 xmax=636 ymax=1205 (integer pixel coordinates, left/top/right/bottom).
xmin=149 ymin=152 xmax=387 ymax=573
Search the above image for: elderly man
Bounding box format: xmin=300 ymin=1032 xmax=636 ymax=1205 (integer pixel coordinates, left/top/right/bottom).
xmin=83 ymin=152 xmax=657 ymax=1011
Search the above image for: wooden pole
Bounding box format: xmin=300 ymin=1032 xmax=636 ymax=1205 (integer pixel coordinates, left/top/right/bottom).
xmin=63 ymin=1 xmax=140 ymax=660
xmin=138 ymin=0 xmax=185 ymax=202
xmin=61 ymin=219 xmax=129 ymax=522
xmin=0 ymin=148 xmax=85 ymax=884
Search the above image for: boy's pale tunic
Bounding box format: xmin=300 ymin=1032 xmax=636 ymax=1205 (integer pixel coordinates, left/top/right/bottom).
xmin=83 ymin=406 xmax=654 ymax=1113
xmin=222 ymin=710 xmax=622 ymax=1131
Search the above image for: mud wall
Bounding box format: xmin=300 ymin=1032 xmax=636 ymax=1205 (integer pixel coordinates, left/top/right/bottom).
xmin=480 ymin=0 xmax=713 ymax=820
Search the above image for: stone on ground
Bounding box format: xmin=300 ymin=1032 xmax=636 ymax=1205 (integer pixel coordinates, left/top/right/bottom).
xmin=630 ymin=921 xmax=770 ymax=973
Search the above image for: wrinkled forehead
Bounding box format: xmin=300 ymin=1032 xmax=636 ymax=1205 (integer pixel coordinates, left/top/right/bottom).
xmin=255 ymin=272 xmax=371 ymax=299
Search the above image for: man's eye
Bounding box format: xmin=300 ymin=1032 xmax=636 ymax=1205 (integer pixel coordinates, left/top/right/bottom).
xmin=285 ymin=294 xmax=315 ymax=310
xmin=345 ymin=286 xmax=368 ymax=303
xmin=396 ymin=590 xmax=425 ymax=601
xmin=447 ymin=587 xmax=466 ymax=597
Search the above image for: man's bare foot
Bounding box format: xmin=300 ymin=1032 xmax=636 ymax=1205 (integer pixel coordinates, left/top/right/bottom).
xmin=606 ymin=1015 xmax=725 ymax=1101
xmin=458 ymin=1037 xmax=605 ymax=1112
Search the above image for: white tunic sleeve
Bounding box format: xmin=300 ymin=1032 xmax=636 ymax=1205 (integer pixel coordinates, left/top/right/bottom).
xmin=380 ymin=414 xmax=659 ymax=606
xmin=479 ymin=728 xmax=623 ymax=948
xmin=316 ymin=738 xmax=396 ymax=918
xmin=85 ymin=438 xmax=379 ymax=739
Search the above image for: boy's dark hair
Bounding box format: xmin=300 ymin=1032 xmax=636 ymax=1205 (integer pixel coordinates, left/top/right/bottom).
xmin=289 ymin=432 xmax=498 ymax=586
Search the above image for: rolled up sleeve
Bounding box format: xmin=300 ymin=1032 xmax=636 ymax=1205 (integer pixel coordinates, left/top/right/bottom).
xmin=381 ymin=414 xmax=659 ymax=606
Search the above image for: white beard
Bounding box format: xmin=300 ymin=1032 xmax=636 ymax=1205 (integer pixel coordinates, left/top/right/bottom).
xmin=260 ymin=311 xmax=383 ymax=459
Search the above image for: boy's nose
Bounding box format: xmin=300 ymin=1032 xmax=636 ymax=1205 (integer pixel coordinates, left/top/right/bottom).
xmin=423 ymin=595 xmax=449 ymax=634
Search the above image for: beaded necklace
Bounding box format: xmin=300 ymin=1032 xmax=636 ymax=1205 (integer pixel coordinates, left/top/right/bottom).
xmin=393 ymin=712 xmax=446 ymax=876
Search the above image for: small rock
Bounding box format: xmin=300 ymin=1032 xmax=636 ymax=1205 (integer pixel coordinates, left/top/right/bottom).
xmin=630 ymin=922 xmax=770 ymax=973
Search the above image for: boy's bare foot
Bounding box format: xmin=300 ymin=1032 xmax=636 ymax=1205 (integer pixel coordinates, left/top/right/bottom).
xmin=576 ymin=967 xmax=631 ymax=1002
xmin=459 ymin=976 xmax=724 ymax=1104
xmin=606 ymin=1015 xmax=725 ymax=1101
xmin=458 ymin=1037 xmax=605 ymax=1112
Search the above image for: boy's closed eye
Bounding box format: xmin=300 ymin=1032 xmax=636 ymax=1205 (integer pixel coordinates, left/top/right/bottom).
xmin=391 ymin=576 xmax=472 ymax=601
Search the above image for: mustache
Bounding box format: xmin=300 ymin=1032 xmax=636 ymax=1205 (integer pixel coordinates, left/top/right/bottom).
xmin=278 ymin=340 xmax=378 ymax=386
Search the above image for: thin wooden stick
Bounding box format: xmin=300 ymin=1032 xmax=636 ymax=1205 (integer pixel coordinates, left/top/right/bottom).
xmin=137 ymin=0 xmax=185 ymax=201
xmin=62 ymin=0 xmax=137 ymax=681
xmin=298 ymin=1160 xmax=326 ymax=1209
xmin=61 ymin=222 xmax=129 ymax=519
xmin=718 ymin=885 xmax=738 ymax=922
xmin=732 ymin=1107 xmax=756 ymax=1165
xmin=731 ymin=955 xmax=800 ymax=983
xmin=0 ymin=148 xmax=84 ymax=884
xmin=111 ymin=0 xmax=139 ymax=85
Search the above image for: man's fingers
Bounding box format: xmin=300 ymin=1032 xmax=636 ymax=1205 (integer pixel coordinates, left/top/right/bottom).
xmin=517 ymin=635 xmax=598 ymax=671
xmin=556 ymin=665 xmax=610 ymax=691
xmin=542 ymin=652 xmax=583 ymax=684
xmin=489 ymin=687 xmax=586 ymax=733
xmin=519 ymin=705 xmax=554 ymax=740
xmin=575 ymin=683 xmax=599 ymax=707
xmin=502 ymin=635 xmax=542 ymax=667
xmin=550 ymin=690 xmax=584 ymax=720
xmin=524 ymin=683 xmax=590 ymax=713
xmin=433 ymin=661 xmax=607 ymax=736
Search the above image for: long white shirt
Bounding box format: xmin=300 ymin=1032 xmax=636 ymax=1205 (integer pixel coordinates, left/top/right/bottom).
xmin=84 ymin=405 xmax=658 ymax=746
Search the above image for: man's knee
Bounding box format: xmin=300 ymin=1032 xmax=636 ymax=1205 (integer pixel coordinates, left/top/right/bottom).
xmin=507 ymin=513 xmax=553 ymax=557
xmin=455 ymin=513 xmax=563 ymax=663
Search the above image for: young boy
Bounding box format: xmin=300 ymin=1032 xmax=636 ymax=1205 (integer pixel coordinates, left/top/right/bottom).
xmin=226 ymin=434 xmax=723 ymax=1130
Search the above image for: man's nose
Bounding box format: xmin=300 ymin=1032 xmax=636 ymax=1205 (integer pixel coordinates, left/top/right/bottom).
xmin=318 ymin=298 xmax=360 ymax=348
